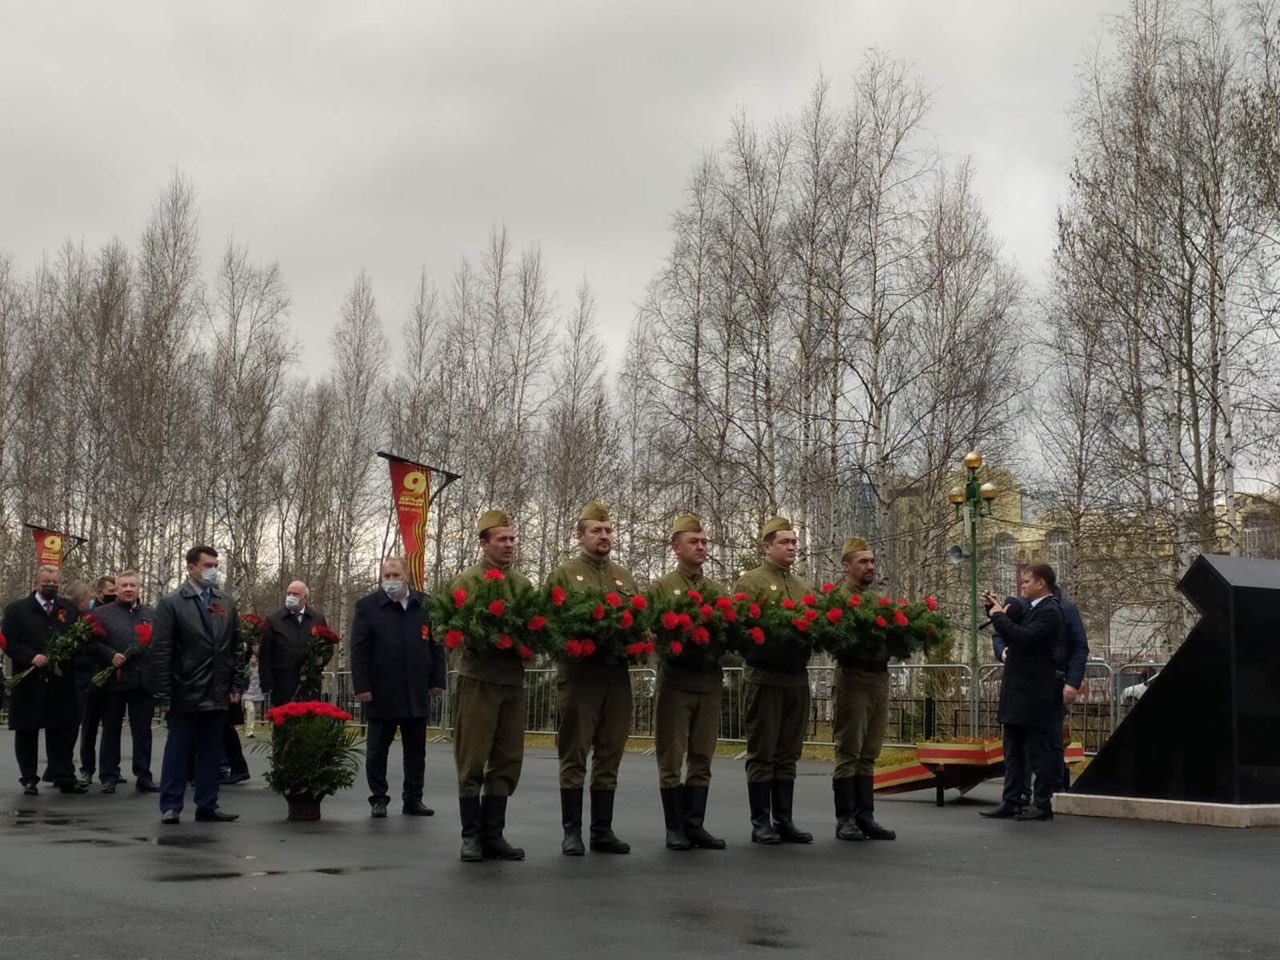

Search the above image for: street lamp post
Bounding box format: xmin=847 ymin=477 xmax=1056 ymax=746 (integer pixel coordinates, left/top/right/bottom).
xmin=949 ymin=451 xmax=998 ymax=737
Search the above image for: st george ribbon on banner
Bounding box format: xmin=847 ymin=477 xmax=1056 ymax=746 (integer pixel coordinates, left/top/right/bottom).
xmin=384 ymin=456 xmax=432 ymax=592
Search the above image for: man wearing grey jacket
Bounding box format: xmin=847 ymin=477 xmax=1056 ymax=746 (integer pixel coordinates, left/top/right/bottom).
xmin=147 ymin=546 xmax=245 ymax=824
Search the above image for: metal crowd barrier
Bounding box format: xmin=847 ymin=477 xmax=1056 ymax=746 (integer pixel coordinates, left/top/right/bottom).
xmin=320 ymin=656 xmax=1160 ymax=756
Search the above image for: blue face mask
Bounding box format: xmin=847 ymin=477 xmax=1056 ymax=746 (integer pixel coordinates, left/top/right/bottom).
xmin=200 ymin=568 xmax=221 ymax=589
xmin=285 ymin=595 xmax=302 ymax=611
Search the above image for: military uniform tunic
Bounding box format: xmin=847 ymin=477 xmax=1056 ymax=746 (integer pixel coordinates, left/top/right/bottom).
xmin=733 ymin=561 xmax=815 ymax=783
xmin=447 ymin=560 xmax=533 ymax=798
xmin=827 ymin=583 xmax=891 ymax=779
xmin=647 ymin=567 xmax=723 ymax=788
xmin=545 ymin=553 xmax=639 ymax=791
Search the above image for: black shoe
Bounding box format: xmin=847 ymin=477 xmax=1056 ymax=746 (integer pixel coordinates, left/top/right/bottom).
xmin=58 ymin=782 xmax=89 ymax=795
xmin=160 ymin=809 xmax=180 ymax=825
xmin=220 ymin=771 xmax=250 ymax=785
xmin=370 ymin=801 xmax=388 ymax=819
xmin=833 ymin=777 xmax=865 ymax=841
xmin=681 ymin=785 xmax=726 ymax=850
xmin=560 ymin=788 xmax=585 ymax=856
xmin=402 ymin=801 xmax=434 ymax=816
xmin=979 ymin=802 xmax=1024 ymax=819
xmin=660 ymin=787 xmax=693 ymax=850
xmin=459 ymin=796 xmax=485 ymax=862
xmin=588 ymin=789 xmax=631 ymax=854
xmin=1014 ymin=805 xmax=1054 ymax=821
xmin=21 ymin=782 xmax=38 ymax=796
xmin=853 ymin=775 xmax=896 ymax=840
xmin=101 ymin=781 xmax=117 ymax=794
xmin=135 ymin=778 xmax=159 ymax=794
xmin=195 ymin=808 xmax=239 ymax=822
xmin=748 ymin=781 xmax=781 ymax=844
xmin=480 ymin=795 xmax=525 ymax=860
xmin=770 ymin=780 xmax=813 ymax=844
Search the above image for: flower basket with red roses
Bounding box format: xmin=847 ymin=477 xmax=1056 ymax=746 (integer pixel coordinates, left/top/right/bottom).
xmin=542 ymin=586 xmax=653 ymax=664
xmin=251 ymin=700 xmax=362 ymax=820
xmin=91 ymin=622 xmax=153 ymax=687
xmin=5 ymin=613 xmax=104 ymax=693
xmin=430 ymin=570 xmax=541 ymax=664
xmin=747 ymin=591 xmax=834 ymax=669
xmin=650 ymin=588 xmax=741 ymax=668
xmin=814 ymin=590 xmax=952 ymax=662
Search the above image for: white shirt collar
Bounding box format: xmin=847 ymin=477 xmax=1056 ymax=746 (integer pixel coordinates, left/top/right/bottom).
xmin=1029 ymin=594 xmax=1047 ymax=609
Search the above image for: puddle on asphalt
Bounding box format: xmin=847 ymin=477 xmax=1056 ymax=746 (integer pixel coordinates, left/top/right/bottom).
xmin=157 ymin=865 xmax=388 ymax=883
xmin=133 ymin=834 xmax=219 ymax=847
xmin=53 ymin=837 xmax=130 ymax=847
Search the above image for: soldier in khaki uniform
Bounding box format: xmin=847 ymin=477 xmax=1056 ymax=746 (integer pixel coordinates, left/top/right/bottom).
xmin=447 ymin=510 xmax=531 ymax=863
xmin=647 ymin=513 xmax=727 ymax=851
xmin=546 ymin=501 xmax=637 ymax=856
xmin=733 ymin=517 xmax=815 ymax=845
xmin=829 ymin=537 xmax=896 ymax=840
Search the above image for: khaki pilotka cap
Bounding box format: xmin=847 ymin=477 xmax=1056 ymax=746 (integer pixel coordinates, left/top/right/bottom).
xmin=761 ymin=516 xmax=793 ymax=539
xmin=477 ymin=510 xmax=513 ymax=535
xmin=580 ymin=501 xmax=611 ymax=523
xmin=671 ymin=513 xmax=704 ymax=536
xmin=841 ymin=536 xmax=872 ymax=559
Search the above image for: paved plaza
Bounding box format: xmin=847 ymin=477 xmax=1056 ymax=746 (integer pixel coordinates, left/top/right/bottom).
xmin=1 ymin=731 xmax=1277 ymax=960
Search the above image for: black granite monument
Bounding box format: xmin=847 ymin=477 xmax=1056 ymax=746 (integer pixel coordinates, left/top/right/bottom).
xmin=1073 ymin=554 xmax=1280 ymax=804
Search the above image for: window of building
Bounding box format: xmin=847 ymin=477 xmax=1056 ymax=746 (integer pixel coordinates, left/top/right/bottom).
xmin=993 ymin=533 xmax=1016 ymax=596
xmin=1047 ymin=530 xmax=1071 ymax=581
xmin=1241 ymin=513 xmax=1277 ymax=558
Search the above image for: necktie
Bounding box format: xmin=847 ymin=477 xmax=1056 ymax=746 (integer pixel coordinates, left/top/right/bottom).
xmin=42 ymin=599 xmax=53 ymax=616
xmin=200 ymin=588 xmax=212 ymax=610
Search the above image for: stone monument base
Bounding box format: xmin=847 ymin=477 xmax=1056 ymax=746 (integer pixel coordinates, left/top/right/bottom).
xmin=1055 ymin=793 xmax=1280 ymax=828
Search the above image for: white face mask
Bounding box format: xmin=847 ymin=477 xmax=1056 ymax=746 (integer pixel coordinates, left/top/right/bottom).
xmin=201 ymin=568 xmax=222 ymax=589
xmin=285 ymin=595 xmax=302 ymax=611
xmin=382 ymin=579 xmax=406 ymax=599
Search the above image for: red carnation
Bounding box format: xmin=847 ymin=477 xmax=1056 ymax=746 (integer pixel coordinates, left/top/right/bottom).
xmin=925 ymin=595 xmax=938 ymax=611
xmin=661 ymin=611 xmax=680 ymax=631
xmin=686 ymin=590 xmax=703 ymax=603
xmin=630 ymin=595 xmax=647 ymax=610
xmin=699 ymin=604 xmax=714 ymax=621
xmin=580 ymin=639 xmax=597 ymax=657
xmin=312 ymin=624 xmax=340 ymax=644
xmin=898 ymin=597 xmax=908 ymax=607
xmin=518 ymin=644 xmax=535 ymax=661
xmin=875 ymin=615 xmax=888 ymax=628
xmin=670 ymin=640 xmax=683 ymax=656
xmin=721 ymin=609 xmax=737 ymax=623
xmin=691 ymin=626 xmax=711 ymax=646
xmin=734 ymin=592 xmax=748 ymax=602
xmin=677 ymin=613 xmax=693 ymax=630
xmin=781 ymin=599 xmax=796 ymax=610
xmin=878 ymin=597 xmax=893 ymax=607
xmin=792 ymin=618 xmax=810 ymax=632
xmin=604 ymin=592 xmax=622 ymax=608
xmin=453 ymin=589 xmax=468 ymax=607
xmin=527 ymin=615 xmax=547 ymax=632
xmin=551 ymin=586 xmax=567 ymax=606
xmin=714 ymin=596 xmax=733 ymax=610
xmin=85 ymin=614 xmax=107 ymax=638
xmin=619 ymin=609 xmax=634 ymax=629
xmin=488 ymin=599 xmax=506 ymax=617
xmin=826 ymin=608 xmax=843 ymax=624
xmin=495 ymin=634 xmax=513 ymax=650
xmin=801 ymin=594 xmax=817 ymax=606
xmin=443 ymin=629 xmax=464 ymax=650
xmin=821 ymin=582 xmax=836 ymax=594
xmin=0 ymin=631 xmax=6 ymax=652
xmin=803 ymin=608 xmax=818 ymax=622
xmin=483 ymin=568 xmax=506 ymax=581
xmin=893 ymin=611 xmax=909 ymax=627
xmin=565 ymin=639 xmax=582 ymax=658
xmin=625 ymin=641 xmax=649 ymax=657
xmin=592 ymin=604 xmax=606 ymax=621
xmin=135 ymin=623 xmax=153 ymax=646
xmin=848 ymin=594 xmax=863 ymax=607
xmin=750 ymin=626 xmax=766 ymax=645
xmin=748 ymin=604 xmax=761 ymax=619
xmin=421 ymin=625 xmax=432 ymax=641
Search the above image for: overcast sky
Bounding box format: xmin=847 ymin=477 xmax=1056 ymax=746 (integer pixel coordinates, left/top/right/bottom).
xmin=0 ymin=0 xmax=1126 ymax=372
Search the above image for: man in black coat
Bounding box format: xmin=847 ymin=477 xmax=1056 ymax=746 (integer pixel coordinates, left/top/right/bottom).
xmin=981 ymin=563 xmax=1065 ymax=821
xmin=147 ymin=545 xmax=245 ymax=824
xmin=259 ymin=579 xmax=331 ymax=706
xmin=350 ymin=555 xmax=447 ymax=818
xmin=3 ymin=565 xmax=86 ymax=795
xmin=89 ymin=570 xmax=158 ymax=794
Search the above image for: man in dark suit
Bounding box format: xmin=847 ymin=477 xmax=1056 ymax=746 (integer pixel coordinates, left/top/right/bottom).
xmin=3 ymin=565 xmax=86 ymax=795
xmin=259 ymin=579 xmax=331 ymax=706
xmin=90 ymin=569 xmax=158 ymax=794
xmin=992 ymin=582 xmax=1089 ymax=801
xmin=350 ymin=555 xmax=446 ymax=818
xmin=76 ymin=575 xmax=116 ymax=784
xmin=147 ymin=545 xmax=245 ymax=824
xmin=981 ymin=563 xmax=1065 ymax=821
